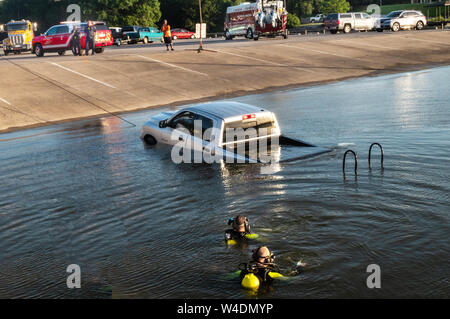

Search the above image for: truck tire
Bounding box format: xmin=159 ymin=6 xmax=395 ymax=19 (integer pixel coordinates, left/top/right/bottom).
xmin=343 ymin=24 xmax=351 ymax=34
xmin=34 ymin=44 xmax=44 ymax=57
xmin=143 ymin=37 xmax=149 ymax=44
xmin=173 ymin=35 xmax=178 ymax=40
xmin=143 ymin=135 xmax=157 ymax=146
xmin=94 ymin=47 xmax=104 ymax=54
xmin=58 ymin=51 xmax=66 ymax=56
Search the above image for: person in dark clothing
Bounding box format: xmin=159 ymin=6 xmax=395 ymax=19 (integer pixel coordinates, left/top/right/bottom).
xmin=225 ymin=215 xmax=250 ymax=239
xmin=85 ymin=23 xmax=96 ymax=56
xmin=71 ymin=26 xmax=82 ymax=56
xmin=225 ymin=215 xmax=256 ymax=244
xmin=238 ymin=246 xmax=307 ymax=289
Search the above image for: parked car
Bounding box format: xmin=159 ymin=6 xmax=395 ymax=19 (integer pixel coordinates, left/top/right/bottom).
xmin=121 ymin=26 xmax=163 ymax=44
xmin=109 ymin=27 xmax=122 ymax=46
xmin=377 ymin=10 xmax=427 ymax=32
xmin=310 ymin=14 xmax=325 ymax=23
xmin=325 ymin=12 xmax=375 ymax=34
xmin=32 ymin=21 xmax=113 ymax=57
xmin=139 ymin=27 xmax=164 ymax=44
xmin=140 ymin=101 xmax=331 ymax=164
xmin=171 ymin=28 xmax=196 ymax=40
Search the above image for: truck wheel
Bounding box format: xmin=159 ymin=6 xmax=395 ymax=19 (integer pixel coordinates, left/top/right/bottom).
xmin=34 ymin=44 xmax=44 ymax=57
xmin=173 ymin=35 xmax=178 ymax=40
xmin=190 ymin=34 xmax=195 ymax=39
xmin=143 ymin=135 xmax=157 ymax=146
xmin=391 ymin=23 xmax=400 ymax=32
xmin=95 ymin=47 xmax=104 ymax=54
xmin=58 ymin=51 xmax=66 ymax=56
xmin=416 ymin=21 xmax=424 ymax=30
xmin=143 ymin=37 xmax=149 ymax=44
xmin=343 ymin=24 xmax=351 ymax=34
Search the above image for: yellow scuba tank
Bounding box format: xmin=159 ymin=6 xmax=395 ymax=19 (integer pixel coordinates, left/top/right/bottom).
xmin=241 ymin=273 xmax=260 ymax=290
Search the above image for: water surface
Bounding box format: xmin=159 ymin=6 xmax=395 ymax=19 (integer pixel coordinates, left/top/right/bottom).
xmin=0 ymin=67 xmax=449 ymax=298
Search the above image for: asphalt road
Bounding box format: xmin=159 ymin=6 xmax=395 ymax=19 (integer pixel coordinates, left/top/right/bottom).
xmin=1 ymin=29 xmax=449 ymax=132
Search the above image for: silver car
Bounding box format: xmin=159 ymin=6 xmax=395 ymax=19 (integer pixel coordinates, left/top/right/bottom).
xmin=378 ymin=10 xmax=427 ymax=32
xmin=325 ymin=12 xmax=375 ymax=34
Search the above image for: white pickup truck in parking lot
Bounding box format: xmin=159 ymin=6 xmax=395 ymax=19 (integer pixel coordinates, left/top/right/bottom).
xmin=141 ymin=102 xmax=331 ymax=164
xmin=325 ymin=12 xmax=376 ymax=34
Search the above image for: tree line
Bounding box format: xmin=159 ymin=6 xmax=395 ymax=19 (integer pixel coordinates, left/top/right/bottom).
xmin=0 ymin=0 xmax=412 ymax=33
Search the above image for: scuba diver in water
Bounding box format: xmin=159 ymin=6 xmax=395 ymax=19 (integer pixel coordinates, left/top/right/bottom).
xmin=225 ymin=215 xmax=259 ymax=245
xmin=238 ymin=246 xmax=307 ymax=290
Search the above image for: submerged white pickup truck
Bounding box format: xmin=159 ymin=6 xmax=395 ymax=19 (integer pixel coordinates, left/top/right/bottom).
xmin=140 ymin=102 xmax=331 ymax=163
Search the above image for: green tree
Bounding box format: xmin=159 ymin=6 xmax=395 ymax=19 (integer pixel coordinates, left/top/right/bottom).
xmin=319 ymin=0 xmax=350 ymax=15
xmin=160 ymin=0 xmax=246 ymax=32
xmin=80 ymin=0 xmax=161 ymax=27
xmin=287 ymin=13 xmax=301 ymax=28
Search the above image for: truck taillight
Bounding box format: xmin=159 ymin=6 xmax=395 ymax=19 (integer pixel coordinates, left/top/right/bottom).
xmin=243 ymin=114 xmax=256 ymax=120
xmin=337 ymin=20 xmax=340 ymax=25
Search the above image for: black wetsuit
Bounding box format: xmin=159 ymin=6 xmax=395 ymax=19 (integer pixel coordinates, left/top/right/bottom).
xmin=225 ymin=229 xmax=248 ymax=241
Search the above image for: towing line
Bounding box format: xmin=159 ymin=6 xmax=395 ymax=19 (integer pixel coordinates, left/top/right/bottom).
xmin=0 ymin=55 xmax=136 ymax=128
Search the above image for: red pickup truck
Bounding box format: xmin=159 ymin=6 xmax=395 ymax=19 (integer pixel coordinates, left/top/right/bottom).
xmin=32 ymin=21 xmax=113 ymax=57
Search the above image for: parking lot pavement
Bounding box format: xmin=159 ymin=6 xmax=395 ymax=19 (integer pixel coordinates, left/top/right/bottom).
xmin=1 ymin=30 xmax=449 ymax=133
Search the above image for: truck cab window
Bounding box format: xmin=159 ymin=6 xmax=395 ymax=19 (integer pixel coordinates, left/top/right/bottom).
xmin=193 ymin=114 xmax=214 ymax=141
xmin=170 ymin=112 xmax=195 ymax=135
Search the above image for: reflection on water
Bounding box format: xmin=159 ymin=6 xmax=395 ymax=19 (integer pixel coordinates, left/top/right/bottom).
xmin=0 ymin=67 xmax=449 ymax=298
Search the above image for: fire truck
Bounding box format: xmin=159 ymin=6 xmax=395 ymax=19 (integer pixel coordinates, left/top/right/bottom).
xmin=224 ymin=0 xmax=288 ymax=41
xmin=1 ymin=20 xmax=38 ymax=55
xmin=32 ymin=21 xmax=113 ymax=57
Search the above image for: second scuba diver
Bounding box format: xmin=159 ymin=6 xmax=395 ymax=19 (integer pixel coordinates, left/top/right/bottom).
xmin=225 ymin=215 xmax=259 ymax=245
